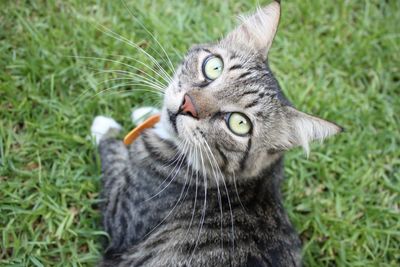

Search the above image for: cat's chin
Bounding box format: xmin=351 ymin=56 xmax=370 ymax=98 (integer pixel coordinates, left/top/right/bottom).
xmin=175 ymin=115 xmax=201 ymax=143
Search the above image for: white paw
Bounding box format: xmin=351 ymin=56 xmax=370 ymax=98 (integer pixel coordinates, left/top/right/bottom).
xmin=91 ymin=116 xmax=122 ymax=145
xmin=131 ymin=107 xmax=160 ymax=125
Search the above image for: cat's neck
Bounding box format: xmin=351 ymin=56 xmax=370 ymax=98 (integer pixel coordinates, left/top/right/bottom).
xmin=136 ymin=129 xmax=285 ymax=192
xmin=132 ymin=131 xmax=287 ymax=216
xmin=221 ymin=156 xmax=285 ymax=208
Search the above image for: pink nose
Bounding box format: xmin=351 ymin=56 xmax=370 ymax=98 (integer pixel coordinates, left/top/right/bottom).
xmin=179 ymin=93 xmax=198 ymax=119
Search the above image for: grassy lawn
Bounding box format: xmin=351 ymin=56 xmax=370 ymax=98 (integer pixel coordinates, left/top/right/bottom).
xmin=1 ymin=0 xmax=399 ymax=266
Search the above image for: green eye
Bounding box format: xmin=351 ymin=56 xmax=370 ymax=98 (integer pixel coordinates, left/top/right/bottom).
xmin=202 ymin=56 xmax=223 ymax=80
xmin=226 ymin=112 xmax=252 ymax=136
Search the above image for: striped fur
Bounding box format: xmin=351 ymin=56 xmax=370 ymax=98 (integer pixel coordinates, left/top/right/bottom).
xmin=96 ymin=1 xmax=341 ymax=266
xmin=99 ymin=134 xmax=301 ymax=266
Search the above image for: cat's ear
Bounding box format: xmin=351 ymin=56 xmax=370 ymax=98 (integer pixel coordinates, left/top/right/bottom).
xmin=222 ymin=1 xmax=281 ymax=59
xmin=284 ymin=107 xmax=343 ymax=155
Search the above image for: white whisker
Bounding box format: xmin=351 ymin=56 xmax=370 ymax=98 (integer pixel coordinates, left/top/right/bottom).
xmin=143 ymin=141 xmax=193 ymax=238
xmin=144 ymin=140 xmax=189 ymax=201
xmin=202 ymin=139 xmax=236 ymax=255
xmin=200 ymin=138 xmax=224 ymax=250
xmin=97 ymin=53 xmax=173 ymax=85
xmin=185 ymin=145 xmax=199 ymax=238
xmin=93 ymin=68 xmax=166 ymax=91
xmin=121 ymin=0 xmax=176 ymax=75
xmin=92 ymin=71 xmax=165 ymax=96
xmin=97 ymin=78 xmax=164 ymax=93
xmin=70 ymin=55 xmax=168 ymax=88
xmin=232 ymin=170 xmax=247 ymax=212
xmin=90 ymin=83 xmax=163 ymax=99
xmin=75 ymin=71 xmax=164 ymax=102
xmin=189 ymin=141 xmax=208 ymax=263
xmin=95 ymin=24 xmax=172 ymax=84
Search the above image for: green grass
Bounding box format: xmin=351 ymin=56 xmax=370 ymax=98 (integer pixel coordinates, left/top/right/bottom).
xmin=1 ymin=0 xmax=399 ymax=266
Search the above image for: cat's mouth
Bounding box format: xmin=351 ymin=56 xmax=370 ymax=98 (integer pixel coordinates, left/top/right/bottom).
xmin=167 ymin=109 xmax=179 ymax=134
xmin=167 ymin=109 xmax=195 ymax=135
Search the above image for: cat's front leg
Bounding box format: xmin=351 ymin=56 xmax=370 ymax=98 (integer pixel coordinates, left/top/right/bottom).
xmin=91 ymin=116 xmax=134 ymax=258
xmin=91 ymin=116 xmax=122 ymax=145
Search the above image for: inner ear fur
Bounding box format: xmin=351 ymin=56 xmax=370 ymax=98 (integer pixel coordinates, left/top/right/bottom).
xmin=284 ymin=106 xmax=343 ymax=155
xmin=221 ymin=1 xmax=281 ymax=59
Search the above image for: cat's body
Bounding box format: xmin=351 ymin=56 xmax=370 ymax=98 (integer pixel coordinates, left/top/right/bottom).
xmin=92 ymin=2 xmax=341 ymax=266
xmin=98 ymin=134 xmax=301 ymax=267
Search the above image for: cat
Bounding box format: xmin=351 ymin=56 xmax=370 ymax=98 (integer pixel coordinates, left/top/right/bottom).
xmin=91 ymin=1 xmax=342 ymax=266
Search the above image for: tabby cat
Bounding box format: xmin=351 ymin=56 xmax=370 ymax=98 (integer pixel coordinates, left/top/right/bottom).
xmin=91 ymin=1 xmax=342 ymax=266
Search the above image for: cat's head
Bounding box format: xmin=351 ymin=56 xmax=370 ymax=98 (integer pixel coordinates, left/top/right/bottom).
xmin=159 ymin=1 xmax=342 ymax=179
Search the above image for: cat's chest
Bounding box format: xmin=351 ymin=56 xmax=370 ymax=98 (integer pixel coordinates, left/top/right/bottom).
xmin=121 ymin=165 xmax=300 ymax=265
xmin=130 ymin=173 xmax=292 ymax=237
